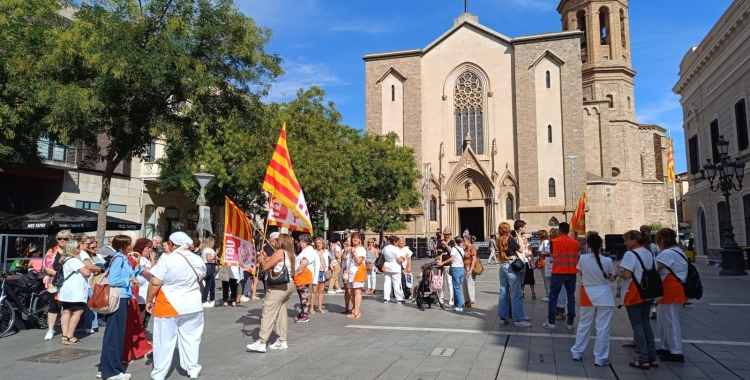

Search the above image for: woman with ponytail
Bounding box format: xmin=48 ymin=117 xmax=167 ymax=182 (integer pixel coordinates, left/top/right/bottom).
xmin=654 ymin=228 xmax=687 ymax=363
xmin=570 ymin=234 xmax=615 ymax=366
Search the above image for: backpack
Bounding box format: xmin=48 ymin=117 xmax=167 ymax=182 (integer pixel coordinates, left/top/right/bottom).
xmin=52 ymin=259 xmax=77 ymax=289
xmin=631 ymin=250 xmax=664 ymax=300
xmin=665 ymin=249 xmax=703 ymax=300
xmin=428 ymin=267 xmax=443 ymax=292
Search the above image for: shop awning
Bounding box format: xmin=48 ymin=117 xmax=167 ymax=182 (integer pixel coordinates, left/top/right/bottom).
xmin=0 ymin=205 xmax=141 ymax=234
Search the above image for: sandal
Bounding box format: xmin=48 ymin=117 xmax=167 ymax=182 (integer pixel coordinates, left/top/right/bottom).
xmin=346 ymin=312 xmax=361 ymax=319
xmin=309 ymin=309 xmax=316 ymax=315
xmin=63 ymin=336 xmax=83 ymax=345
xmin=649 ymin=361 xmax=659 ymax=369
xmin=532 ymin=293 xmax=537 ymax=300
xmin=317 ymin=308 xmax=327 ymax=314
xmin=622 ymin=340 xmax=636 ymax=347
xmin=231 ymin=302 xmax=236 ymax=307
xmin=629 ymin=361 xmax=650 ymax=370
xmin=340 ymin=309 xmax=351 ymax=314
xmin=223 ymin=302 xmax=228 ymax=307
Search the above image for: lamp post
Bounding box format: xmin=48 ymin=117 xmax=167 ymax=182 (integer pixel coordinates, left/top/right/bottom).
xmin=412 ymin=214 xmax=421 ymax=256
xmin=700 ymin=135 xmax=746 ymax=276
xmin=378 ymin=206 xmax=388 ymax=248
xmin=193 ymin=171 xmax=215 ymax=242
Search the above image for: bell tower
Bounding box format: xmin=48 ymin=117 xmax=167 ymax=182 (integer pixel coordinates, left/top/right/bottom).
xmin=558 ymin=0 xmax=636 ymax=121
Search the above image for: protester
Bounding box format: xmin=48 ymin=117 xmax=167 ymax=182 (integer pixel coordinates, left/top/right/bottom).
xmin=246 ymin=233 xmax=296 ymax=353
xmin=42 ymin=230 xmax=68 ymax=341
xmin=346 ymin=233 xmax=366 ymax=319
xmin=133 ymin=238 xmax=155 ymax=329
xmin=437 ymin=237 xmax=466 ymax=312
xmin=146 ymin=232 xmax=206 ymax=380
xmin=75 ymin=234 xmax=101 ymax=334
xmin=618 ymin=230 xmax=658 ymax=370
xmin=123 ymin=240 xmax=152 ymax=363
xmin=219 ymin=258 xmax=241 ymax=307
xmin=543 ymin=222 xmax=580 ymax=330
xmin=151 ymin=235 xmax=163 ymax=258
xmin=340 ymin=240 xmax=352 ymax=314
xmin=293 ymin=234 xmax=318 ymax=323
xmin=640 ymin=225 xmax=660 ymax=320
xmin=382 ymin=235 xmax=405 ymax=303
xmin=98 ymin=235 xmax=139 ymax=380
xmin=57 ymin=240 xmax=91 ymax=344
xmin=327 ymin=237 xmax=344 ymax=294
xmin=201 ymin=237 xmax=218 ymax=307
xmin=570 ymin=234 xmax=615 ymax=366
xmin=462 ymin=236 xmax=478 ymax=307
xmin=537 ymin=230 xmax=551 ymax=302
xmin=397 ymin=237 xmax=413 ymax=300
xmin=310 ymin=237 xmax=331 ymax=314
xmin=496 ymin=222 xmax=530 ymax=326
xmin=364 ymin=238 xmax=379 ymax=294
xmin=514 ymin=220 xmax=536 ymax=299
xmin=655 ymin=228 xmax=687 ymax=363
xmin=437 ymin=227 xmax=456 ymax=305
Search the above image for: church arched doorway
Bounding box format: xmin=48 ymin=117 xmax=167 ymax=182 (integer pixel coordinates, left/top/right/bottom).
xmin=459 ymin=207 xmax=484 ymax=242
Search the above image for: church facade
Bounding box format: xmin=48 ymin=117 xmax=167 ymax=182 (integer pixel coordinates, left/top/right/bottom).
xmin=364 ymin=0 xmax=674 ymax=240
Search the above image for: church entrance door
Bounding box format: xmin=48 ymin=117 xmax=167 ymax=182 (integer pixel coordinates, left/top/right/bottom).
xmin=458 ymin=207 xmax=484 ymax=241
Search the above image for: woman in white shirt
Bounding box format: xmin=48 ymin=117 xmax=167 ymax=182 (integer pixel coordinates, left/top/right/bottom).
xmin=437 ymin=237 xmax=466 ymax=312
xmin=537 ymin=230 xmax=551 ymax=302
xmin=364 ymin=238 xmax=379 ymax=295
xmin=293 ymin=234 xmax=317 ymax=323
xmin=201 ymin=238 xmax=217 ymax=307
xmin=310 ymin=238 xmax=331 ymax=314
xmin=398 ymin=237 xmax=414 ymax=300
xmin=57 ymin=240 xmax=91 ymax=344
xmin=346 ymin=233 xmax=367 ymax=319
xmin=382 ymin=235 xmax=405 ymax=303
xmin=654 ymin=228 xmax=688 ymax=363
xmin=570 ymin=234 xmax=615 ymax=366
xmin=247 ymin=233 xmax=296 ymax=352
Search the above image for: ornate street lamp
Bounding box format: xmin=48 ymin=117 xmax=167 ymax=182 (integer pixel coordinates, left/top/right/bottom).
xmin=378 ymin=206 xmax=388 ymax=248
xmin=700 ymin=135 xmax=746 ymax=276
xmin=194 ymin=171 xmax=215 ymax=242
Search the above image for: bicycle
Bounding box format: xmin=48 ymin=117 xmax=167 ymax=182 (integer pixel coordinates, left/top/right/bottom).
xmin=0 ymin=271 xmax=59 ymax=337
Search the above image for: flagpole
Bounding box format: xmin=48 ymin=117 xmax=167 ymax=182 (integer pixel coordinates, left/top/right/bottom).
xmin=263 ymin=191 xmax=271 ymax=237
xmin=669 ymin=130 xmax=680 ymax=233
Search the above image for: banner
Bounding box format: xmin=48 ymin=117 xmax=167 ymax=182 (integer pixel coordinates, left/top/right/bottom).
xmin=268 ymin=195 xmax=311 ymax=232
xmin=667 ymin=138 xmax=676 ymax=182
xmin=222 ymin=197 xmax=256 ymax=273
xmin=262 ymin=123 xmax=313 ymax=233
xmin=570 ymin=192 xmax=586 ymax=238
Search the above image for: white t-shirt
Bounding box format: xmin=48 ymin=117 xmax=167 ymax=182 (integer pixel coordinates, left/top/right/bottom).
xmin=137 ymin=256 xmax=152 ymax=304
xmin=58 ymin=258 xmax=87 ymax=303
xmin=619 ymin=246 xmax=656 ymax=299
xmin=296 ymin=246 xmax=319 ymax=284
xmin=202 ymin=248 xmax=216 ymax=263
xmin=400 ymin=246 xmax=413 ymax=269
xmin=539 ymin=240 xmax=552 ymax=277
xmin=79 ymin=251 xmax=94 ymax=286
xmin=149 ymin=250 xmax=206 ymax=316
xmin=577 ymin=254 xmax=615 ymax=287
xmin=316 ymin=250 xmax=330 ymax=272
xmin=330 ymin=245 xmax=341 ymax=266
xmin=450 ymin=247 xmax=465 ymax=268
xmin=382 ymin=245 xmax=403 ymax=273
xmin=656 ymin=247 xmax=688 ymax=281
xmin=348 ymin=246 xmax=367 ymax=280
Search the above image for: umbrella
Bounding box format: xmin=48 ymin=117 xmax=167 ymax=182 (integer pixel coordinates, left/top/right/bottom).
xmin=0 ymin=205 xmax=141 ymax=234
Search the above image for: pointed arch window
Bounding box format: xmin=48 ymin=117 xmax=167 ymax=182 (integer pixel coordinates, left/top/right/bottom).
xmin=429 ymin=196 xmax=437 ymax=222
xmin=548 ymin=217 xmax=560 ymax=227
xmin=505 ymin=195 xmax=514 ymax=220
xmin=548 ymin=125 xmax=553 ymax=143
xmin=548 ymin=178 xmax=556 ymax=197
xmin=454 ymin=71 xmax=484 ymax=155
xmin=545 ymin=71 xmax=551 ymax=88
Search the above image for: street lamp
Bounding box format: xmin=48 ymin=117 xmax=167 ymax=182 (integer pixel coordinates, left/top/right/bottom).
xmin=700 ymin=135 xmax=746 ymax=276
xmin=194 ymin=171 xmax=215 ymax=242
xmin=378 ymin=206 xmax=388 ymax=248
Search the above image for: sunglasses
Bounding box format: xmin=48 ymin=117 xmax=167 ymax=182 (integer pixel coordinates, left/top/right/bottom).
xmin=57 ymin=238 xmax=70 ymax=241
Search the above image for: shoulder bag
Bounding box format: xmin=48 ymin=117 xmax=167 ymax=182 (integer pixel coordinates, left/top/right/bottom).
xmin=176 ymin=252 xmax=205 ymax=293
xmin=266 ymin=250 xmax=290 ymax=286
xmin=632 ymin=250 xmax=664 ymax=300
xmin=373 ymin=248 xmax=386 ymax=272
xmin=88 ymin=256 xmax=124 ymax=314
xmin=471 ymin=248 xmax=484 ymax=275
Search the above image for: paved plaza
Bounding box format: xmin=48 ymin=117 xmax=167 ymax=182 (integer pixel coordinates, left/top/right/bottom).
xmin=2 ymin=256 xmax=750 ymax=380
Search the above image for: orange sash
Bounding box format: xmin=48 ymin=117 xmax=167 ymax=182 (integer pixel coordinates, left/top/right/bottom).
xmin=353 ymin=264 xmax=367 ymax=282
xmin=293 ymin=269 xmax=313 ymax=286
xmin=154 ymin=288 xmax=179 ymax=318
xmin=623 ymin=279 xmax=645 ymax=306
xmin=580 ymin=285 xmax=593 ymax=307
xmin=658 ymin=274 xmax=687 ymax=304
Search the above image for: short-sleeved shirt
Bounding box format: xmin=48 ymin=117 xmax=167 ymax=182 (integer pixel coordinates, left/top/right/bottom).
xmin=450 ymin=247 xmax=465 ymax=268
xmin=58 ymin=258 xmax=87 ymax=303
xmin=505 ymin=238 xmax=521 ymax=259
xmin=296 ymin=246 xmax=318 ymax=283
xmin=577 ymin=254 xmax=615 ymax=287
xmin=347 ymin=246 xmax=367 ymax=279
xmin=619 ymin=246 xmax=655 ymax=304
xmin=383 ymin=245 xmax=403 ymax=273
xmin=78 ymin=251 xmax=94 ymax=285
xmin=656 ymin=247 xmax=688 ymax=281
xmin=463 ymin=245 xmax=477 ymax=268
xmin=150 ymin=251 xmax=206 ymax=317
xmin=539 ymin=240 xmax=552 ymax=277
xmin=202 ymin=248 xmax=216 ymax=264
xmin=137 ymin=257 xmax=152 ymax=304
xmin=401 ymin=246 xmax=413 ymax=269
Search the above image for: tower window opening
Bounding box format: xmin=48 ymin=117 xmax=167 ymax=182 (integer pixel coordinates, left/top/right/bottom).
xmin=391 ymin=85 xmax=395 ymax=101
xmin=577 ymin=11 xmax=587 ymax=48
xmin=548 ymin=125 xmax=552 ymax=143
xmin=546 ymin=71 xmax=551 ymax=88
xmin=599 ymin=8 xmax=609 ymax=45
xmin=620 ymin=9 xmax=626 ymax=49
xmin=627 ymin=96 xmax=632 ymax=111
xmin=606 ymin=95 xmax=614 ymax=109
xmin=548 ymin=178 xmax=556 ymax=198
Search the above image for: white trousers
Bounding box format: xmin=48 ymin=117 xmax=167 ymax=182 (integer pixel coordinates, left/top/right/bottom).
xmin=440 ymin=269 xmax=453 ymax=305
xmin=487 ymin=251 xmax=499 ymax=265
xmin=366 ymin=269 xmax=377 ymax=290
xmin=151 ymin=311 xmax=204 ymax=380
xmin=383 ymin=271 xmax=403 ymax=301
xmin=557 ymin=286 xmax=567 ymax=308
xmin=463 ymin=273 xmax=476 ymax=303
xmin=570 ymin=306 xmax=614 ymax=364
xmin=657 ymin=303 xmax=683 ymax=354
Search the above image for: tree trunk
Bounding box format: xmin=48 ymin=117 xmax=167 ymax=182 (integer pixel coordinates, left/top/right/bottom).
xmin=96 ymin=162 xmax=115 ymax=239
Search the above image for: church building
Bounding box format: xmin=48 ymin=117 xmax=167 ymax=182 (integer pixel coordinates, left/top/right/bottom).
xmin=364 ymin=0 xmax=674 ymax=240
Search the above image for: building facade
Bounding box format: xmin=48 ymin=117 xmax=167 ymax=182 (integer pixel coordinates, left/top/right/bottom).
xmin=364 ymin=0 xmax=673 ymax=240
xmin=673 ymin=0 xmax=750 ymax=256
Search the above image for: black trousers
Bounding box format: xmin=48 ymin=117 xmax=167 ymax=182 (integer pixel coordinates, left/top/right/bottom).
xmin=99 ymin=298 xmax=128 ymax=379
xmin=222 ymin=279 xmax=238 ymax=302
xmin=138 ymin=303 xmax=151 ymax=330
xmin=202 ymin=263 xmax=216 ymax=302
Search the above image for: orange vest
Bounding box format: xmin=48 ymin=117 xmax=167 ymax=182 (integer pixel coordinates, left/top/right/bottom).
xmin=550 ymin=235 xmax=580 ymax=275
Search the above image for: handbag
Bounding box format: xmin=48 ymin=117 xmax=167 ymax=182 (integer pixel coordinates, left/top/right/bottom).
xmin=324 ymin=270 xmax=332 ymax=281
xmin=472 ymin=259 xmax=484 ymax=276
xmin=510 ymin=258 xmax=525 ymax=273
xmin=266 ymin=250 xmax=291 ymax=286
xmin=535 ymin=257 xmax=546 ymax=269
xmin=88 ymin=256 xmax=123 ymax=314
xmin=217 ymin=265 xmax=231 ymax=282
xmin=373 ymin=251 xmax=386 ymax=272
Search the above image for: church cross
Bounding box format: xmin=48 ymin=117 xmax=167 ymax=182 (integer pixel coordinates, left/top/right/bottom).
xmin=464 ymin=0 xmax=468 ymax=13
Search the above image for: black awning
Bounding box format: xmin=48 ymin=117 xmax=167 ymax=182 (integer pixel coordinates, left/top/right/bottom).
xmin=0 ymin=205 xmax=141 ymax=234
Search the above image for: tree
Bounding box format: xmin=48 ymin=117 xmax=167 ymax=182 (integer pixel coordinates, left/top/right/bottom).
xmin=3 ymin=0 xmax=283 ymax=237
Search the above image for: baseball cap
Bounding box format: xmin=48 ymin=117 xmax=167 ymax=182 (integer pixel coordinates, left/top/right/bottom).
xmin=269 ymin=232 xmax=280 ymax=239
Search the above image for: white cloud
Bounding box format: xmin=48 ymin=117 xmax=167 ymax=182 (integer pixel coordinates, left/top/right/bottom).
xmin=503 ymin=0 xmax=557 ymax=10
xmin=637 ymin=94 xmax=683 ymax=131
xmin=330 ymin=21 xmax=393 ymax=34
xmin=266 ymin=61 xmax=345 ymax=101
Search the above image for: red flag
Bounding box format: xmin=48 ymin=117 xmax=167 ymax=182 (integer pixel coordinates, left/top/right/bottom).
xmin=222 ymin=197 xmax=256 ymax=273
xmin=570 ymin=192 xmax=586 ymax=238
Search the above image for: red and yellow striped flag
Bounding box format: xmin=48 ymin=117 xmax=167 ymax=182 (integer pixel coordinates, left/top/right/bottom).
xmin=222 ymin=197 xmax=256 ymax=273
xmin=667 ymin=138 xmax=676 ymax=182
xmin=570 ymin=192 xmax=586 ymax=238
xmin=262 ymin=123 xmax=313 ymax=233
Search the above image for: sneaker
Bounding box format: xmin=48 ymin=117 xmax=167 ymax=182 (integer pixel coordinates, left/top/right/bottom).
xmin=44 ymin=330 xmax=54 ymax=341
xmin=567 ymin=324 xmax=574 ymax=330
xmin=572 ymin=356 xmax=582 ymax=361
xmin=651 ymin=310 xmax=657 ymax=320
xmin=656 ymin=349 xmax=671 ymax=356
xmin=85 ymin=328 xmax=96 ymax=334
xmin=246 ymin=340 xmax=267 ymax=353
xmin=202 ymin=302 xmax=214 ymax=308
xmin=294 ymin=316 xmax=309 ymax=323
xmin=499 ymin=318 xmax=510 ymax=325
xmin=595 ymin=360 xmax=610 ymax=366
xmin=524 ymin=317 xmax=531 ymax=321
xmin=268 ymin=340 xmax=288 ymax=350
xmin=327 ymin=290 xmax=337 ymax=294
xmin=335 ymin=289 xmax=344 ymax=294
xmin=660 ymin=353 xmax=685 ymax=362
xmin=514 ymin=321 xmax=532 ymax=327
xmin=96 ymin=372 xmax=101 ymax=379
xmin=541 ymin=296 xmax=549 ymax=302
xmin=383 ymin=299 xmax=389 ymax=303
xmin=396 ymin=300 xmax=404 ymax=304
xmin=240 ymin=296 xmax=251 ymax=302
xmin=106 ymin=374 xmax=131 ymax=380
xmin=542 ymin=322 xmax=556 ymax=330
xmin=189 ymin=371 xmax=201 ymax=379
xmin=454 ymin=307 xmax=463 ymax=312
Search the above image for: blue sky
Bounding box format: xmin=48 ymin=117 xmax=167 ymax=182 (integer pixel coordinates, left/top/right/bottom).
xmin=239 ymin=0 xmax=736 ymax=173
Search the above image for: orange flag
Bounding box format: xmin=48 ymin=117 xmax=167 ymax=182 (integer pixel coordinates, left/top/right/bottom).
xmin=222 ymin=197 xmax=256 ymax=273
xmin=262 ymin=123 xmax=313 ymax=233
xmin=667 ymin=138 xmax=676 ymax=182
xmin=570 ymin=192 xmax=586 ymax=238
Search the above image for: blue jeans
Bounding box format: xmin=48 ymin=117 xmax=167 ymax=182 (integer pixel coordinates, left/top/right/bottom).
xmin=451 ymin=267 xmax=465 ymax=308
xmin=548 ymin=274 xmax=577 ymax=325
xmin=77 ymin=287 xmax=98 ymax=330
xmin=498 ymin=263 xmax=525 ymax=322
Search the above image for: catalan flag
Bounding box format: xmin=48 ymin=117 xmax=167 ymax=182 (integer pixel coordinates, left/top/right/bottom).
xmin=222 ymin=197 xmax=256 ymax=273
xmin=570 ymin=192 xmax=586 ymax=238
xmin=262 ymin=123 xmax=313 ymax=233
xmin=667 ymin=138 xmax=676 ymax=182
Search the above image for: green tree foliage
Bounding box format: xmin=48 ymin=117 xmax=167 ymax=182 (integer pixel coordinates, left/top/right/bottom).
xmin=1 ymin=0 xmax=282 ymax=236
xmin=159 ymin=86 xmax=422 ymax=234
